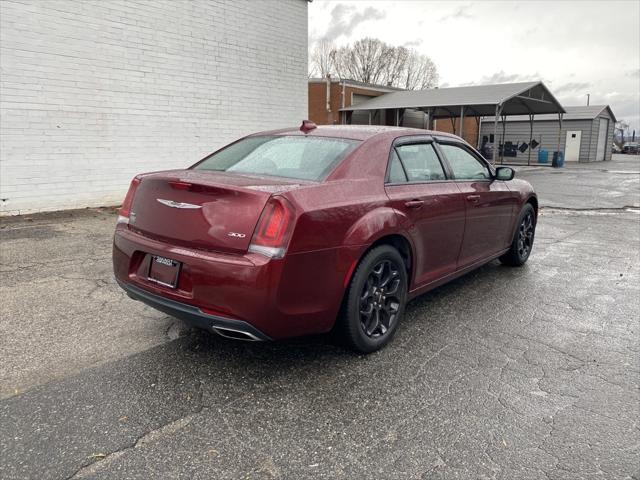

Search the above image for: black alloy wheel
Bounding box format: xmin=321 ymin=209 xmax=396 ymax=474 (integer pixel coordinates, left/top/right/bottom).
xmin=517 ymin=211 xmax=535 ymax=260
xmin=359 ymin=259 xmax=402 ymax=338
xmin=337 ymin=245 xmax=408 ymax=353
xmin=500 ymin=203 xmax=537 ymax=266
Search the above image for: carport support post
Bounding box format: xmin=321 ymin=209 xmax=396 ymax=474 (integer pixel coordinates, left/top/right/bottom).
xmin=426 ymin=108 xmax=433 ymax=130
xmin=501 ymin=113 xmax=507 ymax=164
xmin=368 ymin=111 xmax=372 ymax=126
xmin=492 ymin=104 xmax=502 ymax=165
xmin=557 ymin=113 xmax=564 ymax=161
xmin=528 ymin=114 xmax=534 ymax=166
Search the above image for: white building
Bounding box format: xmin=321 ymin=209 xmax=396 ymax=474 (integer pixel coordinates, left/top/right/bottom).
xmin=478 ymin=105 xmax=617 ymax=164
xmin=0 ymin=0 xmax=308 ymax=215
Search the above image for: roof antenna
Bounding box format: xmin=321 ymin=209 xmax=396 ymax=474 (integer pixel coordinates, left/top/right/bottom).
xmin=300 ymin=120 xmax=317 ymax=134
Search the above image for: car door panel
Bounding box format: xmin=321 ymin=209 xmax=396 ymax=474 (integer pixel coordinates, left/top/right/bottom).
xmin=384 ymin=140 xmax=465 ymax=289
xmin=386 ymin=183 xmax=465 ymax=287
xmin=435 ymin=141 xmax=518 ymax=268
xmin=456 ymin=180 xmax=516 ymax=266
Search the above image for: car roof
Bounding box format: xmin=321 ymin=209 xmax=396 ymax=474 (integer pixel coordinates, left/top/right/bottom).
xmin=250 ymin=124 xmax=461 ymax=142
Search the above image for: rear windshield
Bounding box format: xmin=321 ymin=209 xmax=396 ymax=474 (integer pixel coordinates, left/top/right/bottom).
xmin=192 ymin=135 xmax=360 ymax=181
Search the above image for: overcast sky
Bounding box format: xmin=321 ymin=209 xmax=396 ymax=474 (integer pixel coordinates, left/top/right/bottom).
xmin=309 ymin=1 xmax=640 ymax=131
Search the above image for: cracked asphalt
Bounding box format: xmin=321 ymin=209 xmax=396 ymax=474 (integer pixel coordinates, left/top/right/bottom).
xmin=1 ymin=155 xmax=639 ymax=479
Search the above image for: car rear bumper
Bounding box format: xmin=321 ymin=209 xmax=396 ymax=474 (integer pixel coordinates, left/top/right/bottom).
xmin=117 ymin=279 xmax=271 ymax=341
xmin=113 ymin=226 xmax=361 ymax=340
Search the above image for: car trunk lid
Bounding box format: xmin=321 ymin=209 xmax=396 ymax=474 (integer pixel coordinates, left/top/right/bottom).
xmin=129 ymin=170 xmax=305 ymax=254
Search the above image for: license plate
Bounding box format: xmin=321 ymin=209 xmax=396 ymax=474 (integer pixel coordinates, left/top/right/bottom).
xmin=148 ymin=255 xmax=181 ymax=288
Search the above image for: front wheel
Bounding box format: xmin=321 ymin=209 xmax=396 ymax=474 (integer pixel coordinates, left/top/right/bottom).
xmin=337 ymin=245 xmax=408 ymax=353
xmin=500 ymin=203 xmax=537 ymax=266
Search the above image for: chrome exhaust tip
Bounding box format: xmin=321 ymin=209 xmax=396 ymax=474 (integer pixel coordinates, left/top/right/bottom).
xmin=211 ymin=326 xmax=262 ymax=341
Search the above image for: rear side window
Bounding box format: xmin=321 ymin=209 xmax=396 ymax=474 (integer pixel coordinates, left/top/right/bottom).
xmin=395 ymin=143 xmax=446 ymax=181
xmin=439 ymin=144 xmax=491 ymax=180
xmin=193 ymin=136 xmax=360 ymax=181
xmin=387 ymin=150 xmax=408 ymax=183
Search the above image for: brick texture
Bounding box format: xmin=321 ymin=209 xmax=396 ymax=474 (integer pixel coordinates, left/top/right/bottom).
xmin=0 ymin=0 xmax=308 ymax=215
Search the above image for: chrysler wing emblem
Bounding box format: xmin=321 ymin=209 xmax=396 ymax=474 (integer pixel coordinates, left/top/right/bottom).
xmin=157 ymin=199 xmax=202 ymax=209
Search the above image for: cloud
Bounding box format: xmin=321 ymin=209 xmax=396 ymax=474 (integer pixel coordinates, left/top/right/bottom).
xmin=403 ymin=39 xmax=423 ymax=48
xmin=627 ymin=68 xmax=640 ymax=79
xmin=438 ymin=4 xmax=474 ymax=22
xmin=460 ymin=70 xmax=542 ymax=86
xmin=481 ymin=71 xmax=542 ymax=84
xmin=321 ymin=4 xmax=386 ymax=41
xmin=552 ymin=82 xmax=592 ymax=95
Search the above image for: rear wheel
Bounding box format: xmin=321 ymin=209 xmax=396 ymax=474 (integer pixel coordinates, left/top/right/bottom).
xmin=500 ymin=204 xmax=536 ymax=266
xmin=337 ymin=245 xmax=408 ymax=353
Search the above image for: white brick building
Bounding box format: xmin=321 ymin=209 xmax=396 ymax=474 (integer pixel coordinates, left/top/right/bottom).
xmin=0 ymin=0 xmax=308 ymax=215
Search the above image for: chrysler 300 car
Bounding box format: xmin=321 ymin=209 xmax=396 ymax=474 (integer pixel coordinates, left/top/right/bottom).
xmin=113 ymin=122 xmax=537 ymax=352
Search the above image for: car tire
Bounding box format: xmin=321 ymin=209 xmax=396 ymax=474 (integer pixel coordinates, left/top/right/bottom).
xmin=499 ymin=203 xmax=537 ymax=267
xmin=337 ymin=245 xmax=408 ymax=353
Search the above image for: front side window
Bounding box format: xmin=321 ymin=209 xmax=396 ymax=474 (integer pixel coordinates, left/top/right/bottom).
xmin=193 ymin=136 xmax=360 ymax=181
xmin=439 ymin=144 xmax=491 ymax=180
xmin=395 ymin=143 xmax=446 ymax=182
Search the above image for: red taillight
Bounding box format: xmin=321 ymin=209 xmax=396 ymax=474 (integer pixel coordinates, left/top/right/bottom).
xmin=248 ymin=196 xmax=295 ymax=258
xmin=117 ymin=176 xmax=141 ymax=224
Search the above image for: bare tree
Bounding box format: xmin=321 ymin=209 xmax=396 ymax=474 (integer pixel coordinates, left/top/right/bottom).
xmin=381 ymin=45 xmax=409 ymax=87
xmin=332 ymin=38 xmax=390 ymax=85
xmin=615 ymin=120 xmax=629 ymax=145
xmin=309 ymin=37 xmax=439 ymax=89
xmin=309 ymin=39 xmax=336 ymax=78
xmin=401 ymin=50 xmax=438 ymax=90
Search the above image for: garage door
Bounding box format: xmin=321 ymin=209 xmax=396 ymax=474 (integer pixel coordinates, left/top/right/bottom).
xmin=401 ymin=108 xmax=427 ymax=129
xmin=596 ymin=118 xmax=609 ymax=161
xmin=351 ymin=94 xmax=374 ymax=125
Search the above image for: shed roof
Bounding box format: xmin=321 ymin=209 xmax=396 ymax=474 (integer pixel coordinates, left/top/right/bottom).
xmin=340 ymin=81 xmax=565 ymax=117
xmin=482 ymin=105 xmax=617 ymax=123
xmin=308 ymin=77 xmax=402 ymax=92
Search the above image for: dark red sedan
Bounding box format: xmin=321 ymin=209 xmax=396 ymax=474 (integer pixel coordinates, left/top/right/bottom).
xmin=113 ymin=123 xmax=537 ymax=352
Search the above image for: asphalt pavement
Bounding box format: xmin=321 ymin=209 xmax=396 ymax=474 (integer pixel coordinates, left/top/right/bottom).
xmin=1 ymin=155 xmax=638 ymax=479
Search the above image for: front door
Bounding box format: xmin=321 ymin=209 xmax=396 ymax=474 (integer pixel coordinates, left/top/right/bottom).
xmin=596 ymin=119 xmax=608 ymax=161
xmin=565 ymin=131 xmax=582 ymax=162
xmin=436 ymin=141 xmax=517 ymax=268
xmin=384 ymin=140 xmax=466 ymax=288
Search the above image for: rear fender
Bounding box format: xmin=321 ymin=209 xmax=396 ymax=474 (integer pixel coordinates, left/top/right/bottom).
xmin=343 ymin=207 xmax=401 ymax=246
xmin=341 ymin=207 xmax=416 ymax=286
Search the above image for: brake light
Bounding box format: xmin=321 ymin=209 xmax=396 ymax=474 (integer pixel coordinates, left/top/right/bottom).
xmin=117 ymin=176 xmax=141 ymax=224
xmin=248 ymin=196 xmax=295 ymax=258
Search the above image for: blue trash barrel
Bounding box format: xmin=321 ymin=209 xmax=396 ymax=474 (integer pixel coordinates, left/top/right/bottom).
xmin=552 ymin=151 xmax=564 ymax=168
xmin=538 ymin=150 xmax=549 ymax=163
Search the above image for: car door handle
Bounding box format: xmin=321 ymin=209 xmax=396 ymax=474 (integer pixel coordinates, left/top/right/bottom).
xmin=466 ymin=195 xmax=481 ymax=204
xmin=404 ymin=200 xmax=424 ymax=209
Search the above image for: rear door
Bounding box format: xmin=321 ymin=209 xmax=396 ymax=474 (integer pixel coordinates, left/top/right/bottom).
xmin=436 ymin=141 xmax=516 ymax=267
xmin=384 ymin=137 xmax=466 ymax=287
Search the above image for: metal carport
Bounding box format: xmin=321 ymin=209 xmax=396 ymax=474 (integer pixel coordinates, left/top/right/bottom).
xmin=340 ymin=81 xmax=566 ymax=165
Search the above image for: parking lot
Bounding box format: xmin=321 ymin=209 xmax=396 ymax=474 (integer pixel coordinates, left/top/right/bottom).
xmin=1 ymin=155 xmax=639 ymax=479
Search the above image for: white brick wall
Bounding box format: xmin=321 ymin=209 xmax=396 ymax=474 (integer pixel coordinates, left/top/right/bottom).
xmin=0 ymin=0 xmax=308 ymax=215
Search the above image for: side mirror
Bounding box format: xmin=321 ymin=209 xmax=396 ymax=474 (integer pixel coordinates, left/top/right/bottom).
xmin=495 ymin=166 xmax=515 ymax=181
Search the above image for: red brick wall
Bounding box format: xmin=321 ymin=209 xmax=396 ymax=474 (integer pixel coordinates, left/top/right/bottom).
xmin=434 ymin=117 xmax=479 ymax=146
xmin=308 ymin=81 xmax=390 ymax=125
xmin=308 ymin=82 xmax=333 ymax=125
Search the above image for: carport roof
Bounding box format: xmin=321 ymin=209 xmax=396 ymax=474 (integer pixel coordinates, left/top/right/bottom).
xmin=482 ymin=105 xmax=617 ymax=123
xmin=340 ymin=81 xmax=565 ymax=117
